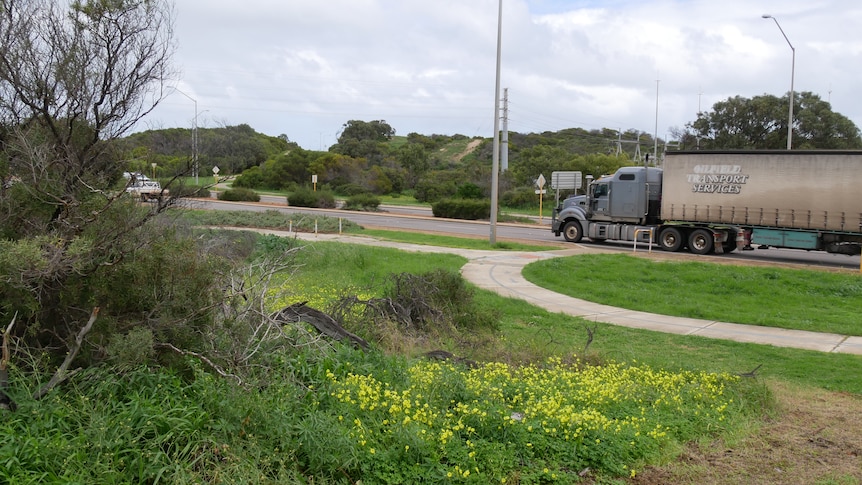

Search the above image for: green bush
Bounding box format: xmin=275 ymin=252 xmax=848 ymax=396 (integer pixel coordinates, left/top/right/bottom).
xmin=342 ymin=193 xmax=381 ymax=211
xmin=288 ymin=187 xmax=336 ymax=208
xmin=455 ymin=182 xmax=484 ymax=199
xmin=169 ymin=183 xmax=211 ymax=199
xmin=218 ymin=187 xmax=260 ymax=202
xmin=336 ymin=183 xmax=366 ymax=196
xmin=501 ymin=186 xmax=538 ymax=208
xmin=431 ymin=198 xmax=491 ymax=220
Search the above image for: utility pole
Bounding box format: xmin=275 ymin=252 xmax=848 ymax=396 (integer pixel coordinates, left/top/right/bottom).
xmin=653 ymin=79 xmax=660 ymax=165
xmin=501 ymin=88 xmax=509 ymax=172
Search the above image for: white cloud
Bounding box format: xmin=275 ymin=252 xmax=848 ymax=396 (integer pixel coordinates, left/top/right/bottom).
xmin=141 ymin=0 xmax=862 ymax=149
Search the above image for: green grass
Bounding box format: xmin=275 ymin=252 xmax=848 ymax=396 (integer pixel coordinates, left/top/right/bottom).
xmin=356 ymin=228 xmax=558 ymax=251
xmin=522 ymin=253 xmax=862 ymax=336
xmin=283 ymin=241 xmax=862 ymax=395
xmin=6 ymin=238 xmax=862 ymax=484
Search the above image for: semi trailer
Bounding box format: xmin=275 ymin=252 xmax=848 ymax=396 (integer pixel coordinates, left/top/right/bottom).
xmin=551 ymin=150 xmax=862 ymax=255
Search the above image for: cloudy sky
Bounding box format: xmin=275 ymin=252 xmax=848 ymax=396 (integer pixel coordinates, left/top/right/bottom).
xmin=139 ymin=0 xmax=862 ymax=151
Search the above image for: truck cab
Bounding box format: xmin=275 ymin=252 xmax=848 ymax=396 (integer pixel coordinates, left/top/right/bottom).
xmin=586 ymin=167 xmax=662 ymax=224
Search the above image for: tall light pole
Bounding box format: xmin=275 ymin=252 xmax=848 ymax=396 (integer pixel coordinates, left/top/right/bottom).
xmin=173 ymin=88 xmax=199 ymax=183
xmin=762 ymin=14 xmax=795 ymax=150
xmin=489 ymin=0 xmax=502 ymax=244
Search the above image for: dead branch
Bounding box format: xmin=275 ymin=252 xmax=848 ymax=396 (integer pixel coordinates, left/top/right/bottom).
xmin=737 ymin=363 xmax=763 ymax=378
xmin=1 ymin=313 xmax=18 ymax=411
xmin=33 ymin=307 xmax=99 ymax=400
xmin=583 ymin=324 xmax=596 ymax=355
xmin=154 ymin=343 xmax=243 ymax=386
xmin=272 ymin=302 xmax=370 ymax=350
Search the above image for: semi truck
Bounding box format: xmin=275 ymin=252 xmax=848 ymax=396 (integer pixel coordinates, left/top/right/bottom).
xmin=551 ymin=150 xmax=862 ymax=255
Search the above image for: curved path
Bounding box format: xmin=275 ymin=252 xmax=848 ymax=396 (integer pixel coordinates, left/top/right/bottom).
xmin=254 ymin=229 xmax=862 ymax=355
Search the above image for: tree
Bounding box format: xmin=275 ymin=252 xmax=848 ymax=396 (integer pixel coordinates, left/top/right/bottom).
xmin=0 ymin=0 xmax=180 ymax=365
xmin=330 ymin=119 xmax=395 ymax=163
xmin=682 ymin=92 xmax=862 ymax=149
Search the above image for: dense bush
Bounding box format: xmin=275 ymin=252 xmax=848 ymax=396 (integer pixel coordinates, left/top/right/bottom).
xmin=336 ymin=183 xmax=366 ymax=196
xmin=218 ymin=187 xmax=260 ymax=202
xmin=413 ymin=171 xmax=458 ymax=203
xmin=230 ymin=165 xmax=265 ymax=188
xmin=431 ymin=198 xmax=491 ymax=220
xmin=288 ymin=187 xmax=336 ymax=208
xmin=342 ymin=193 xmax=381 ymax=211
xmin=501 ymin=186 xmax=539 ymax=208
xmin=455 ymin=182 xmax=484 ymax=199
xmin=168 ymin=183 xmax=212 ymax=199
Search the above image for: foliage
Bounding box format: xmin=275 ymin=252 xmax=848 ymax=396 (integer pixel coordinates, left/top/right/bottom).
xmin=121 ymin=124 xmax=293 ymax=178
xmin=455 ymin=182 xmax=484 ymax=199
xmin=501 ymin=186 xmax=539 ymax=208
xmin=432 ymin=198 xmax=491 ymax=220
xmin=288 ymin=187 xmax=336 ymax=208
xmin=0 ymin=0 xmax=179 ymax=362
xmin=0 ymin=351 xmax=760 ymax=484
xmin=331 ymin=120 xmax=395 ymax=163
xmin=166 ymin=182 xmax=211 ymax=199
xmin=414 ymin=170 xmax=460 ymax=203
xmin=218 ymin=187 xmax=261 ymax=202
xmin=178 ymin=209 xmax=359 ymax=234
xmin=680 ymin=92 xmax=862 ymax=149
xmin=342 ymin=193 xmax=381 ymax=211
xmin=522 ymin=254 xmax=862 ymax=336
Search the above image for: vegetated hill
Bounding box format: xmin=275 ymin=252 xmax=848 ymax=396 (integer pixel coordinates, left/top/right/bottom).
xmin=119 ymin=124 xmax=295 ymax=177
xmin=400 ymin=126 xmax=659 ymax=175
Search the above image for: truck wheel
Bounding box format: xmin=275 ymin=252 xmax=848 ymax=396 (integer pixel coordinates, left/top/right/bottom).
xmin=659 ymin=227 xmax=684 ymax=252
xmin=688 ymin=229 xmax=714 ymax=255
xmin=562 ymin=221 xmax=583 ymax=243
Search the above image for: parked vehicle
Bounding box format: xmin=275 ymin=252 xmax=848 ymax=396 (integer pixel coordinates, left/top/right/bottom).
xmin=123 ymin=172 xmax=166 ymax=202
xmin=551 ymin=150 xmax=862 ymax=255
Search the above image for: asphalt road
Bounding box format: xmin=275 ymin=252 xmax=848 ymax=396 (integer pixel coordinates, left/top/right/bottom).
xmin=187 ymin=197 xmax=862 ymax=271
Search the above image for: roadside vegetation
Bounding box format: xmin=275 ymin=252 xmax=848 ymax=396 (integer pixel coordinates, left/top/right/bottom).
xmin=522 ymin=253 xmax=862 ymax=337
xmin=3 ymin=234 xmax=775 ymax=484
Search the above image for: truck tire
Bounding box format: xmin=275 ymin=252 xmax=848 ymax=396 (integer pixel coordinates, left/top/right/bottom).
xmin=562 ymin=220 xmax=583 ymax=243
xmin=688 ymin=228 xmax=714 ymax=255
xmin=658 ymin=227 xmax=684 ymax=252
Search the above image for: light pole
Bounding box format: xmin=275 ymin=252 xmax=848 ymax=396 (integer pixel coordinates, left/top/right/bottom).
xmin=172 ymin=88 xmax=199 ymax=183
xmin=762 ymin=14 xmax=795 ymax=150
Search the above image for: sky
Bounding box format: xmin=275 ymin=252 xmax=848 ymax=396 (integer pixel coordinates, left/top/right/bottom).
xmin=138 ymin=0 xmax=862 ymax=151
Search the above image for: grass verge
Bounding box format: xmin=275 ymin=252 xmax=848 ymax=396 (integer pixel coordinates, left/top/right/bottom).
xmin=522 ymin=253 xmax=862 ymax=336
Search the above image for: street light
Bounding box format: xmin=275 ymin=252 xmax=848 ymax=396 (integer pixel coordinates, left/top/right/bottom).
xmin=762 ymin=14 xmax=795 ymax=150
xmin=172 ymin=88 xmax=199 ymax=183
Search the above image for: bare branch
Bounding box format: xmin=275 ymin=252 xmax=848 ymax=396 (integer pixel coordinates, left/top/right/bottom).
xmin=154 ymin=342 xmax=243 ymax=386
xmin=33 ymin=307 xmax=99 ymax=400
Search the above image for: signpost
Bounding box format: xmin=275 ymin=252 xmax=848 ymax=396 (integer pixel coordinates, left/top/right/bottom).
xmin=312 ymin=174 xmax=318 ymax=192
xmin=535 ymin=174 xmax=547 ymax=223
xmin=212 ymin=165 xmax=220 ymax=185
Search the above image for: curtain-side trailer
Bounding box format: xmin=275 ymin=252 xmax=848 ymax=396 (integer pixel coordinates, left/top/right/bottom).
xmin=551 ymin=150 xmax=862 ymax=255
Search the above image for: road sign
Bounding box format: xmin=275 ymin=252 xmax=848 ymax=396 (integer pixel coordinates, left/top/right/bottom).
xmin=536 ymin=173 xmax=546 ymax=189
xmin=212 ymin=166 xmax=220 ymax=174
xmin=551 ymin=171 xmax=582 ymax=190
xmin=534 ymin=189 xmax=546 ymax=195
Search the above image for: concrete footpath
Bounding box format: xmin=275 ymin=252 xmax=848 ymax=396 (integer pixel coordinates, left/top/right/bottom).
xmin=267 ymin=230 xmax=862 ymax=356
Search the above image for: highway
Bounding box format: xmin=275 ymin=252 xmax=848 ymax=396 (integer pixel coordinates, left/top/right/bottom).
xmin=186 ymin=197 xmax=862 ymax=272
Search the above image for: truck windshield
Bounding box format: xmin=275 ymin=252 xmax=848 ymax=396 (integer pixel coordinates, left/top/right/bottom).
xmin=593 ymin=184 xmax=609 ymax=197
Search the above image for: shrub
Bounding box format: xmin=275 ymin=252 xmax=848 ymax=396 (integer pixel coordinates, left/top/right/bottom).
xmin=342 ymin=193 xmax=381 ymax=211
xmin=169 ymin=183 xmax=211 ymax=199
xmin=431 ymin=198 xmax=491 ymax=220
xmin=288 ymin=187 xmax=336 ymax=208
xmin=218 ymin=187 xmax=260 ymax=202
xmin=455 ymin=182 xmax=484 ymax=199
xmin=336 ymin=183 xmax=366 ymax=196
xmin=501 ymin=186 xmax=538 ymax=208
